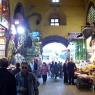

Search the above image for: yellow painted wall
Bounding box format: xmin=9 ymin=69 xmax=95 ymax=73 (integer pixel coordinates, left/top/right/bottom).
xmin=9 ymin=0 xmax=30 ymax=21
xmin=27 ymin=0 xmax=86 ymax=39
xmin=90 ymin=0 xmax=95 ymax=4
xmin=9 ymin=0 xmax=95 ymax=39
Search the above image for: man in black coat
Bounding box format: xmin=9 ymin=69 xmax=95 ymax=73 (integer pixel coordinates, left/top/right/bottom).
xmin=63 ymin=61 xmax=68 ymax=84
xmin=67 ymin=59 xmax=77 ymax=85
xmin=0 ymin=58 xmax=16 ymax=95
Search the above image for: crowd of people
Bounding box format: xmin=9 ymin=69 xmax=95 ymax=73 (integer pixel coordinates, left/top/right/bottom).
xmin=28 ymin=58 xmax=77 ymax=85
xmin=0 ymin=58 xmax=39 ymax=95
xmin=47 ymin=59 xmax=77 ymax=85
xmin=0 ymin=57 xmax=77 ymax=95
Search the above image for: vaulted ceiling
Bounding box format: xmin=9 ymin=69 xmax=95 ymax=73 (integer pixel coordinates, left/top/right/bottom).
xmin=26 ymin=0 xmax=88 ymax=7
xmin=24 ymin=0 xmax=89 ymax=16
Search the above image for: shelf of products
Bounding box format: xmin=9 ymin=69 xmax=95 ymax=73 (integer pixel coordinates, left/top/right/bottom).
xmin=75 ymin=63 xmax=95 ymax=89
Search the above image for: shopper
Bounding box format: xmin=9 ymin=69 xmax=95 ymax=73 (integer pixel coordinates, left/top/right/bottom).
xmin=33 ymin=59 xmax=39 ymax=76
xmin=53 ymin=62 xmax=60 ymax=79
xmin=0 ymin=58 xmax=16 ymax=95
xmin=58 ymin=61 xmax=63 ymax=78
xmin=50 ymin=61 xmax=55 ymax=78
xmin=63 ymin=60 xmax=68 ymax=84
xmin=15 ymin=62 xmax=39 ymax=95
xmin=67 ymin=59 xmax=77 ymax=85
xmin=41 ymin=62 xmax=48 ymax=84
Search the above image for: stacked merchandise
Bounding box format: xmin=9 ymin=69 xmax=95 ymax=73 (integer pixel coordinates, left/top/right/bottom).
xmin=75 ymin=63 xmax=95 ymax=89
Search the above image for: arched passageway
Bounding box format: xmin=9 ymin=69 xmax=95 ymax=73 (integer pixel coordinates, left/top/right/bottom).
xmin=42 ymin=36 xmax=69 ymax=63
xmin=42 ymin=35 xmax=69 ymax=47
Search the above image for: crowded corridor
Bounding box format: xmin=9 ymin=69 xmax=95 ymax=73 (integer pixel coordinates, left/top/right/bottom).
xmin=0 ymin=0 xmax=95 ymax=95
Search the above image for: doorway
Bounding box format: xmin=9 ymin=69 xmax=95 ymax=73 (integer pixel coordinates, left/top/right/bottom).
xmin=42 ymin=42 xmax=69 ymax=63
xmin=42 ymin=35 xmax=69 ymax=63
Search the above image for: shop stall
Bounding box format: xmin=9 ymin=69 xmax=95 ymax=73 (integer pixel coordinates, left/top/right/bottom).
xmin=0 ymin=0 xmax=10 ymax=58
xmin=75 ymin=62 xmax=95 ymax=90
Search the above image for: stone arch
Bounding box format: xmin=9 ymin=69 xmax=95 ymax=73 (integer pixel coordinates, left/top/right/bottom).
xmin=42 ymin=35 xmax=69 ymax=48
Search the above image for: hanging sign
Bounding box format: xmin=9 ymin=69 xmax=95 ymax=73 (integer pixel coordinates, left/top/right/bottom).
xmin=68 ymin=32 xmax=84 ymax=40
xmin=30 ymin=31 xmax=40 ymax=40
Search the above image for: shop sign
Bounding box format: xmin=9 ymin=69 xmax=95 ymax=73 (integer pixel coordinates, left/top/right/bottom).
xmin=30 ymin=32 xmax=40 ymax=40
xmin=68 ymin=32 xmax=84 ymax=40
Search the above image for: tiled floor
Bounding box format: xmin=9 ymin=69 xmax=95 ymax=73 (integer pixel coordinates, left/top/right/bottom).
xmin=39 ymin=78 xmax=95 ymax=95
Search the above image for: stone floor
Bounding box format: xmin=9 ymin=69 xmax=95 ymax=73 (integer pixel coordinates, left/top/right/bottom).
xmin=39 ymin=78 xmax=95 ymax=95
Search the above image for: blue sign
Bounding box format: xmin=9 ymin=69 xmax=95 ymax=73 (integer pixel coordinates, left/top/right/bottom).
xmin=31 ymin=32 xmax=40 ymax=37
xmin=30 ymin=32 xmax=40 ymax=40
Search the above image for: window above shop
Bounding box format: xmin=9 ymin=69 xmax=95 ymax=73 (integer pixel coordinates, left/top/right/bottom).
xmin=48 ymin=10 xmax=67 ymax=26
xmin=50 ymin=18 xmax=60 ymax=26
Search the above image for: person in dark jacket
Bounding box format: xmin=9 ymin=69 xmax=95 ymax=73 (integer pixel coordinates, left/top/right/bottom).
xmin=63 ymin=60 xmax=68 ymax=84
xmin=15 ymin=62 xmax=39 ymax=95
xmin=12 ymin=63 xmax=20 ymax=75
xmin=58 ymin=61 xmax=63 ymax=78
xmin=0 ymin=58 xmax=16 ymax=95
xmin=50 ymin=61 xmax=55 ymax=78
xmin=33 ymin=59 xmax=38 ymax=76
xmin=53 ymin=62 xmax=60 ymax=79
xmin=67 ymin=59 xmax=77 ymax=84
